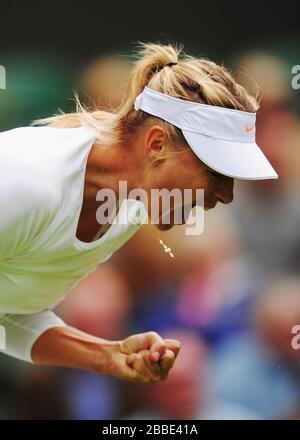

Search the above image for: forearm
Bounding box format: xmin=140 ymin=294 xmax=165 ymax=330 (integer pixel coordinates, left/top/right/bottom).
xmin=31 ymin=325 xmax=121 ymax=374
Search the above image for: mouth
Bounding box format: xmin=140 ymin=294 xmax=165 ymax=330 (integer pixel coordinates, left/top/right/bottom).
xmin=156 ymin=199 xmax=197 ymax=228
xmin=157 ymin=199 xmax=218 ymax=220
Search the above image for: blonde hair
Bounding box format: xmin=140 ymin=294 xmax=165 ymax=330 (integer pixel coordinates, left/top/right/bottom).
xmin=32 ymin=42 xmax=259 ymax=157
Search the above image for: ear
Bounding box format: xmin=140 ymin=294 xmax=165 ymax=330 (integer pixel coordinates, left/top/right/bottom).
xmin=144 ymin=125 xmax=167 ymax=162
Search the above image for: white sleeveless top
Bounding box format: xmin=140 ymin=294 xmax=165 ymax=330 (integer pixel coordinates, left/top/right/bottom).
xmin=0 ymin=125 xmax=148 ymax=363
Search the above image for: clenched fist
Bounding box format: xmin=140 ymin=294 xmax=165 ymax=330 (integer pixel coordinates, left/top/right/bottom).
xmin=103 ymin=331 xmax=181 ymax=383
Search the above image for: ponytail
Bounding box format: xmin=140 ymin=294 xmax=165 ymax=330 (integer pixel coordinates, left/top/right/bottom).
xmin=31 ymin=41 xmax=258 ymax=150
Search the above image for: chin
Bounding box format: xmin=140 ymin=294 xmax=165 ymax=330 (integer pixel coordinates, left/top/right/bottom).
xmin=204 ymin=202 xmax=218 ymax=211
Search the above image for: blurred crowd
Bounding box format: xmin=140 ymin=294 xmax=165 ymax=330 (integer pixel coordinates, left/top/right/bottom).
xmin=0 ymin=42 xmax=300 ymax=420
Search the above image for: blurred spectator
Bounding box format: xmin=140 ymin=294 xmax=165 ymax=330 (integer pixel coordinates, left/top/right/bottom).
xmin=228 ymin=51 xmax=300 ymax=273
xmin=233 ymin=51 xmax=300 ymax=187
xmin=209 ymin=275 xmax=300 ymax=419
xmin=256 ymin=275 xmax=300 ymax=368
xmin=78 ymin=55 xmax=131 ymax=110
xmin=57 ymin=263 xmax=133 ymax=340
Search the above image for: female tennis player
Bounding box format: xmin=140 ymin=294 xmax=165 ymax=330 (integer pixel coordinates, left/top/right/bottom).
xmin=0 ymin=43 xmax=277 ymax=384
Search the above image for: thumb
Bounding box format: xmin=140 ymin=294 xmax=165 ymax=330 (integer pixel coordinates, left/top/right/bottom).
xmin=140 ymin=331 xmax=167 ymax=362
xmin=149 ymin=342 xmax=167 ymax=362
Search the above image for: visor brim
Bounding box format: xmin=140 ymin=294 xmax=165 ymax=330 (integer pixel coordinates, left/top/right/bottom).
xmin=182 ymin=130 xmax=278 ymax=180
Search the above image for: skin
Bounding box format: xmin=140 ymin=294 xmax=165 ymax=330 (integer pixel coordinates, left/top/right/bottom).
xmin=76 ymin=118 xmax=234 ymax=240
xmin=32 ymin=118 xmax=234 ymax=383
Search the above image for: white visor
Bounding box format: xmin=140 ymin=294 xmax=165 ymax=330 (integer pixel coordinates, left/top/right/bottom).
xmin=134 ymin=86 xmax=278 ymax=180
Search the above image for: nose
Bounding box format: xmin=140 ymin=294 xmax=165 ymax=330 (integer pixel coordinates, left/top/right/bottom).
xmin=214 ymin=178 xmax=234 ymax=205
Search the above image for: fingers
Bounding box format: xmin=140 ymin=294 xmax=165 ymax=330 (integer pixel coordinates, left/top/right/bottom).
xmin=148 ymin=335 xmax=181 ymax=363
xmin=145 ymin=348 xmax=175 ymax=380
xmin=120 ymin=334 xmax=149 ymax=354
xmin=149 ymin=338 xmax=181 ymax=364
xmin=159 ymin=349 xmax=175 ymax=379
xmin=120 ymin=332 xmax=181 ymax=384
xmin=127 ymin=351 xmax=160 ymax=383
xmin=145 ymin=332 xmax=167 ymax=362
xmin=127 ymin=349 xmax=176 ymax=383
xmin=142 ymin=350 xmax=162 ymax=379
xmin=121 ymin=331 xmax=166 ymax=360
xmin=163 ymin=339 xmax=181 ymax=360
xmin=121 ymin=332 xmax=181 ymax=364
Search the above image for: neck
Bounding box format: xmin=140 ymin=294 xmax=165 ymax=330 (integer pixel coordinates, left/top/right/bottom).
xmin=82 ymin=138 xmax=145 ymax=217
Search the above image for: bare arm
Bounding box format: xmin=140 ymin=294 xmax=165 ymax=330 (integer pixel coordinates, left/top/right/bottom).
xmin=31 ymin=325 xmax=181 ymax=383
xmin=31 ymin=325 xmax=120 ymax=374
